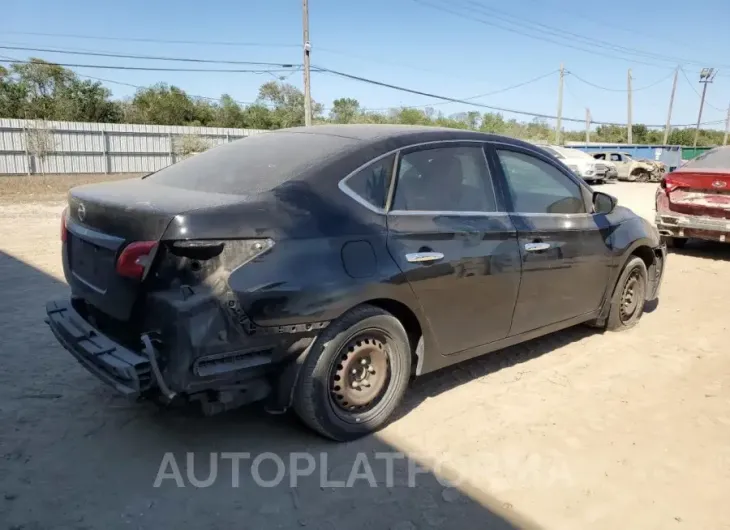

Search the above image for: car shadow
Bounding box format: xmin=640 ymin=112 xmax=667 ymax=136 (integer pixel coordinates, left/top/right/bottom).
xmin=668 ymin=239 xmax=730 ymax=261
xmin=396 ymin=325 xmax=595 ymax=421
xmin=0 ymin=249 xmax=540 ymax=530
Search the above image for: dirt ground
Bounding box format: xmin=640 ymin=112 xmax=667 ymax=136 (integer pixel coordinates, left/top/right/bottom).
xmin=1 ymin=181 xmax=729 ymax=530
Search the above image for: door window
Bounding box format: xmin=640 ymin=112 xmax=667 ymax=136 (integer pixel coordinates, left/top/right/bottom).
xmin=496 ymin=149 xmax=587 ymax=214
xmin=610 ymin=153 xmax=623 ymax=162
xmin=342 ymin=154 xmax=395 ymax=210
xmin=392 ymin=145 xmax=497 ymax=212
xmin=593 ymin=153 xmax=606 ymax=160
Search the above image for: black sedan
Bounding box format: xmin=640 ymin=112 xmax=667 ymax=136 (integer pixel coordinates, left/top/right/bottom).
xmin=46 ymin=125 xmax=666 ymax=441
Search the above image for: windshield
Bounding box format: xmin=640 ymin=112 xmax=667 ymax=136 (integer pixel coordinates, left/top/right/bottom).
xmin=680 ymin=147 xmax=730 ymax=170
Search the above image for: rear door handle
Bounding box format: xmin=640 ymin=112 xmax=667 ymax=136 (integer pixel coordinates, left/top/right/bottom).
xmin=406 ymin=252 xmax=444 ymax=263
xmin=524 ymin=242 xmax=551 ymax=252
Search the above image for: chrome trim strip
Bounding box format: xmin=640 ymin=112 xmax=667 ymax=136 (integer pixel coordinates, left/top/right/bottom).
xmin=337 ymin=137 xmax=595 ymax=217
xmin=338 ymin=139 xmax=490 ymax=214
xmin=388 ymin=209 xmax=509 ymax=217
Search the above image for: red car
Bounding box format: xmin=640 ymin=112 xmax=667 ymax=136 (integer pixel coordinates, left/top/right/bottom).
xmin=656 ymin=146 xmax=730 ymax=248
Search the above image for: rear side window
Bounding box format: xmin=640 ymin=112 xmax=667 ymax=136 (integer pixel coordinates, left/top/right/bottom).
xmin=496 ymin=149 xmax=586 ymax=214
xmin=391 ymin=145 xmax=497 ymax=212
xmin=610 ymin=153 xmax=622 ymax=162
xmin=342 ymin=154 xmax=395 ymax=210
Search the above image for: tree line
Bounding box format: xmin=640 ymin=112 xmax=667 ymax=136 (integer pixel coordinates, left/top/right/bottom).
xmin=1 ymin=58 xmax=726 ymax=146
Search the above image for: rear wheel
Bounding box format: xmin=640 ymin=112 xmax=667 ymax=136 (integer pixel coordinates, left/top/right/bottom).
xmin=293 ymin=305 xmax=412 ymax=441
xmin=605 ymin=256 xmax=648 ymax=331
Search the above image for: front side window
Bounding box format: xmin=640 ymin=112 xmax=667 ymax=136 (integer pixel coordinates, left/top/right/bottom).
xmin=496 ymin=149 xmax=587 ymax=214
xmin=593 ymin=153 xmax=606 ymax=160
xmin=342 ymin=154 xmax=395 ymax=210
xmin=392 ymin=145 xmax=497 ymax=212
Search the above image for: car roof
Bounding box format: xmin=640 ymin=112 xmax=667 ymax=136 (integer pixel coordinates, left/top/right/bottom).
xmin=272 ymin=123 xmax=530 ymax=146
xmin=144 ymin=124 xmax=539 ymax=197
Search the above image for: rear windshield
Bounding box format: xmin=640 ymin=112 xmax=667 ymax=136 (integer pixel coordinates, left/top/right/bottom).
xmin=681 ymin=148 xmax=730 ymax=170
xmin=144 ymin=130 xmax=359 ymax=194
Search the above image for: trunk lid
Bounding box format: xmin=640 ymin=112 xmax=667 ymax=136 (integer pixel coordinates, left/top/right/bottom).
xmin=65 ymin=178 xmax=246 ymax=321
xmin=662 ymin=169 xmax=730 ymax=219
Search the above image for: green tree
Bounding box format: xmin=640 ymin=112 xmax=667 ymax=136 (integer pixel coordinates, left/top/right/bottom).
xmin=0 ymin=59 xmax=120 ymax=122
xmin=257 ymin=81 xmax=323 ymax=128
xmin=329 ymin=97 xmax=360 ymax=123
xmin=128 ymin=83 xmax=201 ymax=125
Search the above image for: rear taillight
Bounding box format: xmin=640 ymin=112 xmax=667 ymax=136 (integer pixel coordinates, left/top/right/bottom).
xmin=116 ymin=241 xmax=158 ymax=280
xmin=61 ymin=207 xmax=68 ymax=243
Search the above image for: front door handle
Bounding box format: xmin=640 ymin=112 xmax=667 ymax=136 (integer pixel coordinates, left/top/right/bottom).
xmin=524 ymin=242 xmax=551 ymax=252
xmin=406 ymin=251 xmax=444 ymax=263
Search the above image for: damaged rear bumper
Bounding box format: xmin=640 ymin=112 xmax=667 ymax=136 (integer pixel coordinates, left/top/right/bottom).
xmin=45 ymin=299 xmax=153 ymax=397
xmin=45 ymin=297 xmax=322 ymax=413
xmin=656 ymin=213 xmax=730 ymax=243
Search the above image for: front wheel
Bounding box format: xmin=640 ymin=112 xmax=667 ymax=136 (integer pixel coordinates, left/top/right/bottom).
xmin=605 ymin=256 xmax=648 ymax=331
xmin=293 ymin=305 xmax=412 ymax=441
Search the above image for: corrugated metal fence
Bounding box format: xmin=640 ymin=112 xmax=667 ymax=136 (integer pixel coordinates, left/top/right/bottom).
xmin=0 ymin=118 xmax=265 ymax=175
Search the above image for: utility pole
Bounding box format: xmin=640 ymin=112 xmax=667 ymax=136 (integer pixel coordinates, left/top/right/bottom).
xmin=627 ymin=68 xmax=633 ymax=144
xmin=302 ymin=0 xmax=312 ymax=127
xmin=555 ymin=63 xmax=564 ymax=144
xmin=724 ymin=103 xmax=730 ymax=146
xmin=663 ymin=67 xmax=679 ymax=144
xmin=694 ymin=67 xmax=717 ymax=147
xmin=585 ymin=108 xmax=591 ymax=143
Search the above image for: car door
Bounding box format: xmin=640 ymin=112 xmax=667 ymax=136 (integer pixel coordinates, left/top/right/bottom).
xmin=610 ymin=152 xmax=630 ymax=179
xmin=386 ymin=142 xmax=522 ymax=355
xmin=490 ymin=145 xmax=612 ymax=336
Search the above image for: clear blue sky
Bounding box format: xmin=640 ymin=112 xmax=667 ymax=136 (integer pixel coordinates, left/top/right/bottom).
xmin=2 ymin=0 xmax=729 ymax=131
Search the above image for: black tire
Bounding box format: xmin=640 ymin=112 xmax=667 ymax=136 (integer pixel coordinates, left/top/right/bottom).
xmin=292 ymin=305 xmax=412 ymax=442
xmin=662 ymin=236 xmax=687 ymax=249
xmin=605 ymin=256 xmax=648 ymax=331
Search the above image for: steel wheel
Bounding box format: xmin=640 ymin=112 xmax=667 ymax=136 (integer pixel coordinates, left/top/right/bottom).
xmin=619 ymin=269 xmax=645 ymax=323
xmin=330 ymin=334 xmax=390 ymax=414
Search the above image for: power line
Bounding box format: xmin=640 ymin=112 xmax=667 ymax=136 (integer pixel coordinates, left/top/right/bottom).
xmin=458 ymin=0 xmax=711 ymax=68
xmin=364 ymin=70 xmax=559 ymax=111
xmin=314 ymin=64 xmax=724 ymax=128
xmin=2 ymin=51 xmax=725 ymax=129
xmin=2 ymin=31 xmax=300 ymax=49
xmin=679 ymin=67 xmax=724 ymax=112
xmin=0 ymin=53 xmax=273 ymax=107
xmin=0 ymin=59 xmax=297 ymax=74
xmin=0 ymin=45 xmax=296 ymax=67
xmin=413 ymin=0 xmax=729 ymax=73
xmin=567 ymin=70 xmax=676 ymax=92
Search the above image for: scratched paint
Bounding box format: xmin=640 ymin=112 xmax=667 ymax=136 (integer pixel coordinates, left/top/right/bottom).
xmin=670 ymin=190 xmax=730 ymax=210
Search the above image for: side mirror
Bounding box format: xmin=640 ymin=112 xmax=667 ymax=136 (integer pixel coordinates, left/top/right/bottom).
xmin=593 ymin=191 xmax=617 ymax=214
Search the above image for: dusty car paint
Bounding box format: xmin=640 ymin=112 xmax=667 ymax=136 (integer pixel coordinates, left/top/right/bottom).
xmin=46 ymin=125 xmax=666 ymax=415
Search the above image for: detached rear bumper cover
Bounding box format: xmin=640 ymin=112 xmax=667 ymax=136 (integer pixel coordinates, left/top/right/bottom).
xmin=656 ymin=213 xmax=730 ymax=243
xmin=45 ymin=299 xmax=152 ymax=396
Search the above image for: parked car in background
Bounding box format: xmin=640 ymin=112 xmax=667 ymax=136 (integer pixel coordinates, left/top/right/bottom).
xmin=540 ymin=145 xmax=607 ymax=184
xmin=656 ymin=146 xmax=730 ymax=248
xmin=46 ymin=125 xmax=666 ymax=441
xmin=592 ymin=151 xmax=665 ymax=182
